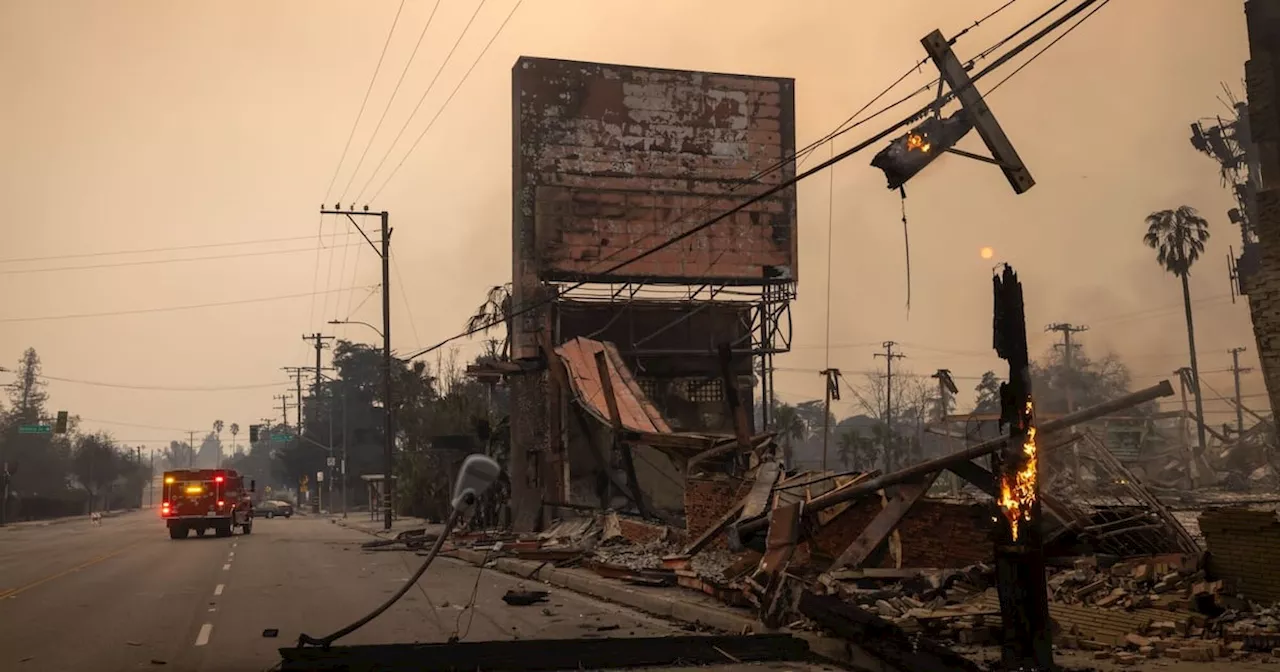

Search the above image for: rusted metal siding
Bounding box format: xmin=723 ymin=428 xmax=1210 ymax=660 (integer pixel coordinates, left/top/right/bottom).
xmin=514 ymin=56 xmax=798 ymax=284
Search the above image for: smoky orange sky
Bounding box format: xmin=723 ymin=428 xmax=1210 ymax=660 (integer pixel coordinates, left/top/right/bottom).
xmin=0 ymin=0 xmax=1259 ymax=451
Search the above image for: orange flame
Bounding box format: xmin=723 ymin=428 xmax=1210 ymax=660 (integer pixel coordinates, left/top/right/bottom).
xmin=906 ymin=132 xmax=932 ymax=153
xmin=997 ymin=399 xmax=1038 ymax=542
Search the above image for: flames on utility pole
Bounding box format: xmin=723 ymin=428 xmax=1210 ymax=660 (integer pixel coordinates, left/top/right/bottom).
xmin=992 ymin=263 xmax=1053 ymax=671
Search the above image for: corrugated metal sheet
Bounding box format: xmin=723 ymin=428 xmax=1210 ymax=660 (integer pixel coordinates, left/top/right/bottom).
xmin=513 ymin=56 xmax=798 ymax=284
xmin=556 ymin=336 xmax=672 ymax=434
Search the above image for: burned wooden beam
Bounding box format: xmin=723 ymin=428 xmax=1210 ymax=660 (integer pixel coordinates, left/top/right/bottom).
xmin=593 ymin=349 xmax=649 ymax=520
xmin=718 ymin=342 xmax=755 ymax=456
xmin=735 ymin=380 xmax=1175 ymax=538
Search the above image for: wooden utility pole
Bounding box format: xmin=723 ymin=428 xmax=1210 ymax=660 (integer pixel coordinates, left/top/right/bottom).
xmin=282 ymin=367 xmax=309 ymax=430
xmin=874 ymin=342 xmax=906 ymax=471
xmin=992 ymin=264 xmax=1053 ymax=671
xmin=321 ymin=206 xmax=394 ymax=531
xmin=301 ymin=333 xmax=335 ymax=418
xmin=187 ymin=430 xmax=197 ymax=468
xmin=274 ymin=394 xmax=292 ymax=429
xmin=819 ymin=368 xmax=842 ymax=471
xmin=1174 ymin=367 xmax=1198 ymax=484
xmin=1230 ymin=347 xmax=1253 ymax=437
xmin=931 ymin=369 xmax=958 ymax=492
xmin=1045 ymin=323 xmax=1089 ymax=412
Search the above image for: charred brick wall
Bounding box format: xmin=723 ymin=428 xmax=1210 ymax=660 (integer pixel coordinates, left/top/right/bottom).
xmin=805 ymin=497 xmax=993 ymax=569
xmin=1199 ymin=507 xmax=1280 ymax=603
xmin=618 ymin=516 xmax=669 ymax=544
xmin=513 ymin=57 xmax=798 ymax=285
xmin=1242 ymin=1 xmax=1280 ymax=421
xmin=684 ymin=475 xmax=749 ymax=551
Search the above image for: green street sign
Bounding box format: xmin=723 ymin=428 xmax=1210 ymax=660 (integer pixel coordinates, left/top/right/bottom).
xmin=270 ymin=434 xmax=293 ymax=443
xmin=18 ymin=425 xmax=52 ymax=434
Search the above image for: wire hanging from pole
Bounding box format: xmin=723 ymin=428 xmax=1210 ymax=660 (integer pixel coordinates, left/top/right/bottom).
xmin=899 ymin=186 xmax=912 ymax=315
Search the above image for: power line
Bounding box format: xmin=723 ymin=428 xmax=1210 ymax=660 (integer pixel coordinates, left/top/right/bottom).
xmin=405 ymin=0 xmax=1107 ymax=361
xmin=338 ymin=0 xmax=444 ymax=203
xmin=323 ymin=0 xmax=409 ymax=203
xmin=985 ymin=0 xmax=1111 ymax=96
xmin=365 ymin=0 xmax=524 ymax=202
xmin=42 ymin=374 xmax=285 ymax=392
xmin=0 ymin=284 xmax=377 ymax=323
xmin=0 ymin=233 xmax=345 ymax=265
xmin=0 ymin=241 xmax=359 ymax=276
xmin=79 ymin=417 xmax=194 ymax=432
xmin=354 ymin=0 xmax=492 ymax=204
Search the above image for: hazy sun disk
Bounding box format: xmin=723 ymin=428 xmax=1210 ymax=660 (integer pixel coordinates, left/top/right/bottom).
xmin=980 ymin=246 xmax=995 ymax=259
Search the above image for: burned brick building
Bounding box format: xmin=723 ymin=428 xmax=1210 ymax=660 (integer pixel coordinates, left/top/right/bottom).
xmin=498 ymin=56 xmax=799 ymax=532
xmin=1237 ymin=1 xmax=1280 ymax=419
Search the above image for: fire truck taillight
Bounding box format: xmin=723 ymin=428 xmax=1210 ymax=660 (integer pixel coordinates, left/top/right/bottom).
xmin=217 ymin=500 xmax=225 ymax=507
xmin=214 ymin=476 xmax=224 ymax=483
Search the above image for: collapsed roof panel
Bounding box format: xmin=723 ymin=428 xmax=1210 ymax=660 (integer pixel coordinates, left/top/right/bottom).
xmin=556 ymin=337 xmax=671 ymax=434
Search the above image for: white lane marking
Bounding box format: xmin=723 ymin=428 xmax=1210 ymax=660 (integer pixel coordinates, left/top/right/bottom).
xmin=222 ymin=564 xmax=231 ymax=571
xmin=232 ymin=543 xmax=237 ymax=548
xmin=194 ymin=623 xmax=213 ymax=647
xmin=228 ymin=552 xmax=234 ymax=558
xmin=213 ymin=584 xmax=224 ymax=596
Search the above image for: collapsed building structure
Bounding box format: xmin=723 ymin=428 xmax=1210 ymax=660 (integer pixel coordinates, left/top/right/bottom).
xmin=480 ymin=56 xmax=799 ymax=533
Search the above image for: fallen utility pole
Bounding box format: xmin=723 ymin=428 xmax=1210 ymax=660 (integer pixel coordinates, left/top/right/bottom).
xmin=321 ymin=205 xmax=394 ymax=531
xmin=735 ymin=379 xmax=1175 ymax=537
xmin=991 ymin=264 xmax=1052 ymax=671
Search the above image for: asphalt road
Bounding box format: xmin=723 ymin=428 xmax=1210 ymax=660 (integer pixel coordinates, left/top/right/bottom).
xmin=0 ymin=511 xmax=837 ymax=672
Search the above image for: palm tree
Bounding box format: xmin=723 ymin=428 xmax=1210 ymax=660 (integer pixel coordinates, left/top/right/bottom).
xmin=465 ymin=285 xmax=512 ymax=359
xmin=1143 ymin=205 xmax=1210 ymax=466
xmin=213 ymin=420 xmax=224 ymax=468
xmin=229 ymin=423 xmax=240 ymax=455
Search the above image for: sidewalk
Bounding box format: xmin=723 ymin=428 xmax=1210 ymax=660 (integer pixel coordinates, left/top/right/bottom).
xmin=330 ymin=516 xmax=864 ymax=669
xmin=330 ymin=514 xmax=442 ymax=537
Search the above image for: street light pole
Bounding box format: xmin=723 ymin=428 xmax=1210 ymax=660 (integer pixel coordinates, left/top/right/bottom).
xmin=320 ymin=206 xmax=393 ymax=531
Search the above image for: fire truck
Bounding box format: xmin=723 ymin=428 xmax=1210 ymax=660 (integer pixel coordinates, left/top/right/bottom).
xmin=160 ymin=468 xmax=255 ymax=539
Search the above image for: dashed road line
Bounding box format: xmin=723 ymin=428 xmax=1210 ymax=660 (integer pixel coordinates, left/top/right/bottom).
xmin=213 ymin=584 xmax=224 ymax=596
xmin=194 ymin=623 xmax=213 ymax=647
xmin=222 ymin=563 xmax=231 ymax=571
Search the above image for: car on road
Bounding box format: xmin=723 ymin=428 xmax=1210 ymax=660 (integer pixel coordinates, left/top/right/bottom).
xmin=254 ymin=499 xmax=294 ymax=519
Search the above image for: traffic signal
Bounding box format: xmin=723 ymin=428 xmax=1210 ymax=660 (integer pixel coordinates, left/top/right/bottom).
xmin=54 ymin=411 xmax=69 ymax=434
xmin=249 ymin=424 xmax=261 ymax=443
xmin=870 ymin=111 xmax=974 ymax=190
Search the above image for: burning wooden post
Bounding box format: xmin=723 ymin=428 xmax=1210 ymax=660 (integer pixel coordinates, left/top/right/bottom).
xmin=991 ymin=264 xmax=1053 ymax=670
